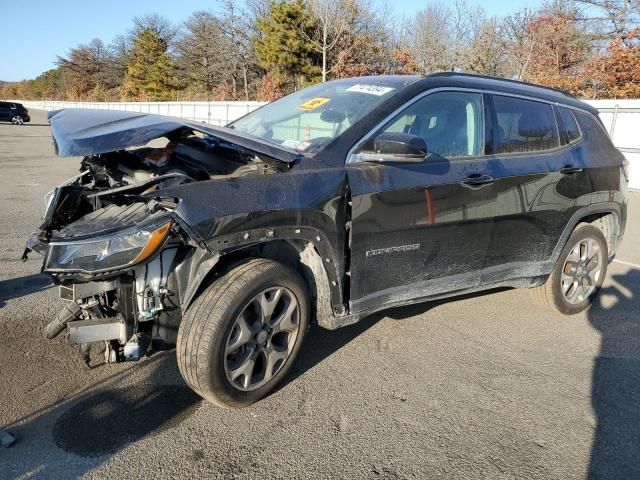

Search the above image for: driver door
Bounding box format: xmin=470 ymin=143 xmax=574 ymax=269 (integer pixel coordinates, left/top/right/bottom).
xmin=346 ymin=90 xmax=498 ymax=314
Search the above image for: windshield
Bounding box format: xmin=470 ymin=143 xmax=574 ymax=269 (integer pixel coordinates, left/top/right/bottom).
xmin=229 ymin=78 xmax=413 ymax=154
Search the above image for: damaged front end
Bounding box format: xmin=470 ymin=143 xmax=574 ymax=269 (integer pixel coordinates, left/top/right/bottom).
xmin=40 ymin=204 xmax=184 ymax=363
xmin=25 ymin=109 xmax=292 ymax=364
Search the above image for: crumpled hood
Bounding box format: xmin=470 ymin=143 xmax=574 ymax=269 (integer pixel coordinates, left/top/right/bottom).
xmin=47 ymin=109 xmax=301 ymax=163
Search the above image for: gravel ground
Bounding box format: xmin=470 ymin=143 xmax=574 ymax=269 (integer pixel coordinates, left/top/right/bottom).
xmin=1 ymin=110 xmax=639 ymax=479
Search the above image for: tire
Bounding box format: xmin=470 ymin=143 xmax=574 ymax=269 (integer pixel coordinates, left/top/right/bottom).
xmin=176 ymin=258 xmax=310 ymax=408
xmin=531 ymin=224 xmax=608 ymax=315
xmin=11 ymin=115 xmax=24 ymax=125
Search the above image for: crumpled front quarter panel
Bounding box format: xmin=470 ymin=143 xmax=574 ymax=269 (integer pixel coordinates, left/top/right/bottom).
xmin=162 ymin=164 xmax=349 ymax=282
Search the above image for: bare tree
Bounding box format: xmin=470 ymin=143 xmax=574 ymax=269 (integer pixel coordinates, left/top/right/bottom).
xmin=466 ymin=18 xmax=506 ymax=76
xmin=245 ymin=0 xmax=271 ymax=24
xmin=175 ymin=2 xmax=260 ymax=100
xmin=175 ymin=11 xmax=227 ymax=97
xmin=408 ymin=1 xmax=494 ymax=74
xmin=56 ymin=39 xmax=122 ymax=99
xmin=575 ymin=0 xmax=640 ymax=45
xmin=409 ymin=3 xmax=453 ymax=73
xmin=296 ymin=0 xmax=355 ymax=82
xmin=501 ymin=8 xmax=537 ymax=80
xmin=219 ymin=0 xmax=258 ymax=100
xmin=449 ymin=1 xmax=485 ymax=70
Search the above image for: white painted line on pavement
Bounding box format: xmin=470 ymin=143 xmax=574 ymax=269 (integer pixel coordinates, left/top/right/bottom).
xmin=613 ymin=259 xmax=640 ymax=269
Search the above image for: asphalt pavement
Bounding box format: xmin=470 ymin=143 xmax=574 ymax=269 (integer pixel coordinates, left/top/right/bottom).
xmin=1 ymin=110 xmax=639 ymax=479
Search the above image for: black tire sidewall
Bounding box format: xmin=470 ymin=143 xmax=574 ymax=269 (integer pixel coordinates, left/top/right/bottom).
xmin=203 ymin=262 xmax=309 ymax=407
xmin=550 ymin=225 xmax=608 ymax=315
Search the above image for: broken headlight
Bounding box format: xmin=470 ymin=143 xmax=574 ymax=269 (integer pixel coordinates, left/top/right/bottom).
xmin=45 ymin=221 xmax=172 ymax=273
xmin=41 ymin=188 xmax=60 ymax=225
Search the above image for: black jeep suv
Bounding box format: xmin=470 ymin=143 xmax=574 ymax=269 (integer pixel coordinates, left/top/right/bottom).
xmin=24 ymin=73 xmax=628 ymax=407
xmin=0 ymin=101 xmax=30 ymax=124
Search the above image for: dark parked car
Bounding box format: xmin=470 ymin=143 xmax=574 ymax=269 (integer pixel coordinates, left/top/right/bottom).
xmin=24 ymin=73 xmax=628 ymax=407
xmin=0 ymin=101 xmax=30 ymax=124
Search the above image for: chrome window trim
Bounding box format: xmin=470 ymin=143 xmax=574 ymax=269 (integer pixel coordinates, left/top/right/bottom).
xmin=347 ymin=86 xmax=597 ymax=164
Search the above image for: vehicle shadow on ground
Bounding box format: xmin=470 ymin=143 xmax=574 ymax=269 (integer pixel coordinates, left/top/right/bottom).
xmin=284 ymin=288 xmax=510 ymax=388
xmin=0 ymin=273 xmax=53 ymax=308
xmin=587 ymin=268 xmax=640 ymax=479
xmin=3 ymin=352 xmax=201 ymax=478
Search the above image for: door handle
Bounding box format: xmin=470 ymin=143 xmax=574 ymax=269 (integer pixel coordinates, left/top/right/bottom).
xmin=559 ymin=165 xmax=583 ymax=174
xmin=460 ymin=174 xmax=494 ymax=188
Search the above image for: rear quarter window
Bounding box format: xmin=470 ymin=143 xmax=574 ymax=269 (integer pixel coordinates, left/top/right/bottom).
xmin=493 ymin=95 xmax=559 ymax=154
xmin=574 ymin=110 xmax=616 ymax=151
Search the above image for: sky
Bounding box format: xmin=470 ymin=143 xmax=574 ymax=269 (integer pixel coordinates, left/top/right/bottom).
xmin=0 ymin=0 xmax=540 ymax=82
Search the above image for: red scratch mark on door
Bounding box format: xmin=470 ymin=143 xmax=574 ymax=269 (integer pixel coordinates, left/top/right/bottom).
xmin=424 ymin=188 xmax=435 ymax=225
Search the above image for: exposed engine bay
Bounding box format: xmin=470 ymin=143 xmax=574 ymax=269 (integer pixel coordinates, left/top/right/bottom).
xmin=38 ymin=133 xmax=281 ymax=237
xmin=25 ymin=118 xmax=287 ymax=366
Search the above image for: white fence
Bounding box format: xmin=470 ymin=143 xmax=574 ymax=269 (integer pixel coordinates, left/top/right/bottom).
xmin=14 ymin=100 xmax=266 ymax=126
xmin=587 ymin=99 xmax=640 ymax=191
xmin=10 ymin=98 xmax=640 ymax=189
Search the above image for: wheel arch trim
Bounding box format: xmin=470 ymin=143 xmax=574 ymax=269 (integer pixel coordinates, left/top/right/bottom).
xmin=549 ymin=203 xmax=622 ymax=269
xmin=178 ymin=227 xmax=345 ymax=322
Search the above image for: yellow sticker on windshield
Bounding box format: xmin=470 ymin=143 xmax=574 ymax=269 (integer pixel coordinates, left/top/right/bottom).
xmin=298 ymin=97 xmax=331 ymax=111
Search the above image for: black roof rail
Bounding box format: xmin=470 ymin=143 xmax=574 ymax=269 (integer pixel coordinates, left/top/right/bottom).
xmin=424 ymin=72 xmax=578 ymax=99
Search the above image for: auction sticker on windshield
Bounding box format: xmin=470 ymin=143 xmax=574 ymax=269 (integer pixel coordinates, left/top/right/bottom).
xmin=298 ymin=97 xmax=331 ymax=111
xmin=345 ymin=84 xmax=395 ymax=96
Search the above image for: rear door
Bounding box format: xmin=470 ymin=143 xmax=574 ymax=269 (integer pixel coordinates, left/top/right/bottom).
xmin=480 ymin=95 xmax=591 ymax=284
xmin=346 ymin=89 xmax=499 ymax=313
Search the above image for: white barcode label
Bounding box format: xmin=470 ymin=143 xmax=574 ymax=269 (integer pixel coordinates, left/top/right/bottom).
xmin=345 ymin=84 xmax=395 ymax=96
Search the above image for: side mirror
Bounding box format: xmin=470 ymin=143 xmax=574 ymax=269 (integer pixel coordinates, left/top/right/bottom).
xmin=373 ymin=132 xmax=427 ymax=161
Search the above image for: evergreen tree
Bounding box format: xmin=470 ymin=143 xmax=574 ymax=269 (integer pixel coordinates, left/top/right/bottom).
xmin=121 ymin=28 xmax=175 ymax=100
xmin=254 ymin=0 xmax=320 ymax=92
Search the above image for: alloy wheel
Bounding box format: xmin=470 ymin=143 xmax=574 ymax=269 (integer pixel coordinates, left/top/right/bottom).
xmin=11 ymin=115 xmax=24 ymax=125
xmin=223 ymin=286 xmax=300 ymax=391
xmin=560 ymin=237 xmax=603 ymax=305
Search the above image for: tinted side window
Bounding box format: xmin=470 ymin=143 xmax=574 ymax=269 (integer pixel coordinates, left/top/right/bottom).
xmin=493 ymin=96 xmax=559 ymax=154
xmin=367 ymin=91 xmax=484 ymax=158
xmin=0 ymin=102 xmax=8 ymax=108
xmin=558 ymin=107 xmax=581 ymax=143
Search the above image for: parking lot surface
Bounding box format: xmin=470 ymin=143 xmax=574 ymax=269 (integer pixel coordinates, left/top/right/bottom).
xmin=1 ymin=111 xmax=639 ymax=479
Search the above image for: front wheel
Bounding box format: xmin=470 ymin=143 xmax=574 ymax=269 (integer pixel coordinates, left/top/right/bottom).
xmin=176 ymin=258 xmax=309 ymax=408
xmin=11 ymin=115 xmax=24 ymax=125
xmin=531 ymin=224 xmax=608 ymax=315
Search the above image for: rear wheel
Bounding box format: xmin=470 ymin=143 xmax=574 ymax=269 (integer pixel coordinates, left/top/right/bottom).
xmin=11 ymin=115 xmax=24 ymax=125
xmin=531 ymin=224 xmax=608 ymax=315
xmin=176 ymin=258 xmax=309 ymax=408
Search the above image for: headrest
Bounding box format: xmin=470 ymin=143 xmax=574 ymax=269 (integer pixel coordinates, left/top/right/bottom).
xmin=518 ymin=115 xmax=550 ymax=138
